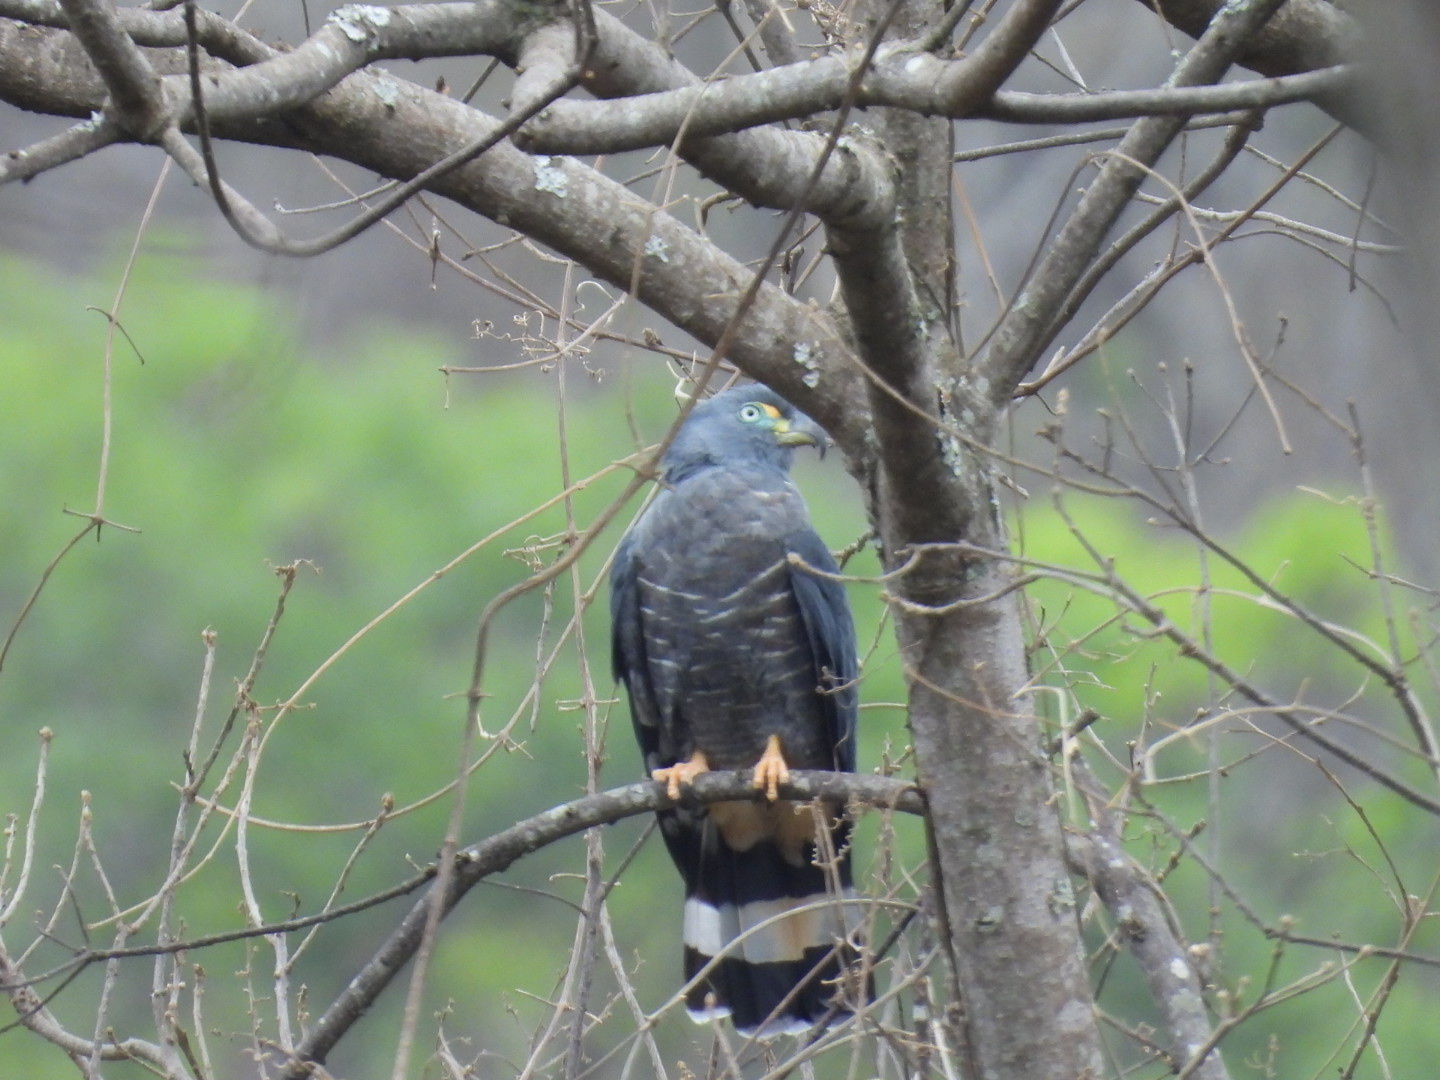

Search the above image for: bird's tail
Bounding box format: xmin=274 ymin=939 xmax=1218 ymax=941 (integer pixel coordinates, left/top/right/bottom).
xmin=677 ymin=806 xmax=869 ymax=1037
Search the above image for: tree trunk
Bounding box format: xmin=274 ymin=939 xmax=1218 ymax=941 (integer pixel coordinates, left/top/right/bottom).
xmin=884 ymin=482 xmax=1103 ymax=1079
xmin=837 ymin=0 xmax=1105 ymax=1073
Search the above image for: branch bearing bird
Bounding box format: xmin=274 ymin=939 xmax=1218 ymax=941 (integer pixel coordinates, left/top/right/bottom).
xmin=611 ymin=384 xmax=869 ymax=1036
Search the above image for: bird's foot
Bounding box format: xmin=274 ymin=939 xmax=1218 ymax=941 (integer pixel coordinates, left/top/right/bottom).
xmin=653 ymin=751 xmax=710 ymax=800
xmin=752 ymin=734 xmax=790 ymax=802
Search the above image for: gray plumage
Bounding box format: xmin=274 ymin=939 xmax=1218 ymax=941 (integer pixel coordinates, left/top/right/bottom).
xmin=610 ymin=384 xmax=866 ymax=1035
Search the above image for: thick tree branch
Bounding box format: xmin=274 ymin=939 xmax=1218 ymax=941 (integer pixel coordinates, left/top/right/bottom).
xmin=1072 ymin=827 xmax=1230 ymax=1078
xmin=519 ymin=55 xmax=1350 ymax=154
xmin=1068 ymin=755 xmax=1231 ymax=1080
xmin=0 ymin=20 xmax=873 ymax=447
xmin=520 ymin=52 xmax=852 ymax=153
xmin=1137 ymin=0 xmax=1365 ymax=134
xmin=1140 ymin=0 xmax=1357 ymax=78
xmin=5 ymin=0 xmax=1364 ymax=94
xmin=9 ymin=0 xmax=1351 ymax=159
xmin=982 ymin=64 xmax=1352 ymax=123
xmin=568 ymin=5 xmax=894 ymax=231
xmin=0 ymin=0 xmax=1362 ymax=227
xmin=830 ymin=0 xmax=1070 ymax=545
xmin=55 ymin=0 xmax=169 ymax=137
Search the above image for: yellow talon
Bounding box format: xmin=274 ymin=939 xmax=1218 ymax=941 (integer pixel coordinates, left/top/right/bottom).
xmin=653 ymin=750 xmax=710 ymax=799
xmin=751 ymin=734 xmax=790 ymax=802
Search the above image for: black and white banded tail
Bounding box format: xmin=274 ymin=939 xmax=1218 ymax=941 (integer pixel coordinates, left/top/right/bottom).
xmin=666 ymin=797 xmax=867 ymax=1036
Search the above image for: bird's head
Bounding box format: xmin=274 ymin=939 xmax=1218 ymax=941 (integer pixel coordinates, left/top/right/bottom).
xmin=662 ymin=384 xmax=827 ymax=481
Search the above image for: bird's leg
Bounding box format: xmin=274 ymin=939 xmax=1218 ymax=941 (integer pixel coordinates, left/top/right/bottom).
xmin=752 ymin=734 xmax=790 ymax=802
xmin=653 ymin=750 xmax=710 ymax=800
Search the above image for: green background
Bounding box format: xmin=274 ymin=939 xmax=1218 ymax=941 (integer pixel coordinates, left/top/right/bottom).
xmin=1 ymin=246 xmax=1435 ymax=1078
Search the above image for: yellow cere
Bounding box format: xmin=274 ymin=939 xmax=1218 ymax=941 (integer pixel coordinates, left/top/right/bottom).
xmin=760 ymin=402 xmax=782 ymax=419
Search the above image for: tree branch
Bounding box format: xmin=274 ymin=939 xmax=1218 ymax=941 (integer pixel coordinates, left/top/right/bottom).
xmin=0 ymin=8 xmax=875 ymax=446
xmin=55 ymin=0 xmax=169 ymax=137
xmin=982 ymin=65 xmax=1353 ymax=123
xmin=829 ymin=0 xmax=1113 ymax=1073
xmin=0 ymin=112 xmax=123 ymax=183
xmin=1139 ymin=0 xmax=1357 ymax=76
xmin=0 ymin=943 xmax=194 ymax=1079
xmin=832 ymin=0 xmax=1066 ymax=548
xmin=1068 ymin=756 xmax=1231 ymax=1080
xmin=565 ymin=5 xmax=895 ymax=231
xmin=980 ymin=0 xmax=1295 ymax=405
xmin=518 ymin=55 xmax=1350 ymax=155
xmin=278 ymin=771 xmax=920 ymax=1077
xmin=1137 ymin=0 xmax=1365 ymax=132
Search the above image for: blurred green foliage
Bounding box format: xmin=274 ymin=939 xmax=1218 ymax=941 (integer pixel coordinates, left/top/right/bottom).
xmin=0 ymin=249 xmax=913 ymax=1079
xmin=0 ymin=249 xmax=1435 ymax=1080
xmin=1020 ymin=488 xmax=1440 ymax=1078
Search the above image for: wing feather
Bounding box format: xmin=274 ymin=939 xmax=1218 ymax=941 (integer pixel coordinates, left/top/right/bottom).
xmin=610 ymin=530 xmax=665 ymax=768
xmin=785 ymin=530 xmax=859 ymax=772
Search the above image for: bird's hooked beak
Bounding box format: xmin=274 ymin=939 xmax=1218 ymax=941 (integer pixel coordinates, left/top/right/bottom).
xmin=773 ymin=412 xmax=829 ymax=458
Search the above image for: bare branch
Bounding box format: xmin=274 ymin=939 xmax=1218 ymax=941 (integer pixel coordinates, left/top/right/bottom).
xmin=980 ymin=0 xmax=1298 ymax=404
xmin=0 ymin=730 xmax=50 ymax=926
xmin=55 ymin=0 xmax=169 ymax=137
xmin=1069 ymin=756 xmax=1230 ymax=1080
xmin=568 ymin=5 xmax=895 ymax=230
xmin=1134 ymin=0 xmax=1358 ymax=76
xmin=0 ymin=113 xmax=123 ymax=183
xmin=519 ymin=57 xmax=1349 ymax=155
xmin=0 ymin=942 xmax=193 ymax=1078
xmin=279 ymin=771 xmax=919 ymax=1078
xmin=982 ymin=65 xmax=1353 ymax=123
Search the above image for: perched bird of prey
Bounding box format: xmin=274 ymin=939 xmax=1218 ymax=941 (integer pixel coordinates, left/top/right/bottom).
xmin=610 ymin=383 xmax=866 ymax=1036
